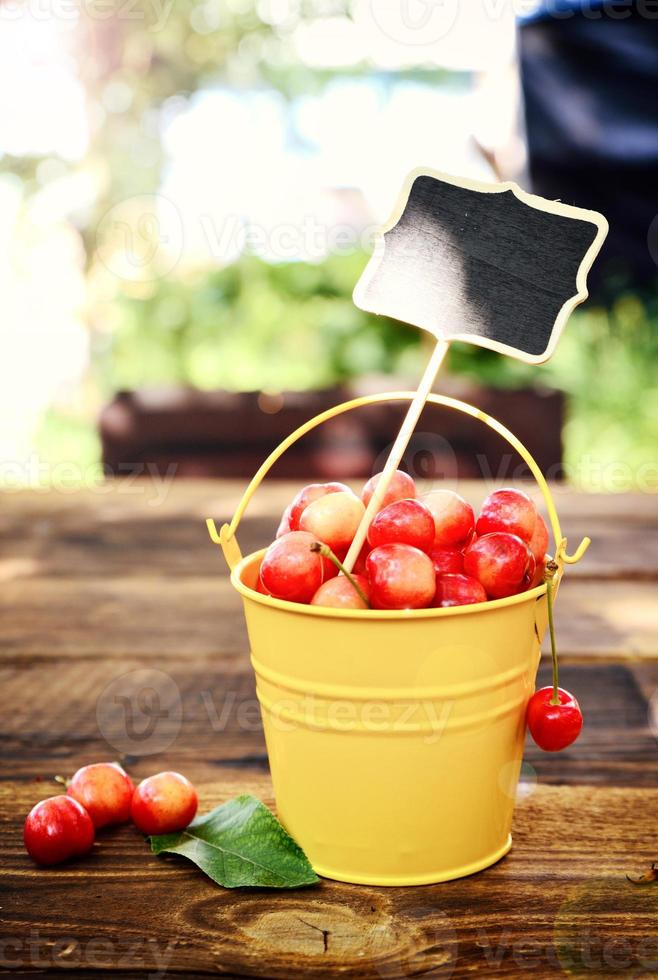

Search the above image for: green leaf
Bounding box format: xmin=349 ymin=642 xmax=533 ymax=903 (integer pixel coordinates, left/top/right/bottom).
xmin=149 ymin=795 xmax=319 ymax=889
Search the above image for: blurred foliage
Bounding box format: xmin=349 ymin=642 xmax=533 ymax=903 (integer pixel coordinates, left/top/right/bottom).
xmin=2 ymin=0 xmax=656 ymax=490
xmin=549 ymin=293 xmax=658 ymax=490
xmin=104 ymin=252 xmax=421 ymax=393
xmin=103 ymin=254 xmax=658 ymax=491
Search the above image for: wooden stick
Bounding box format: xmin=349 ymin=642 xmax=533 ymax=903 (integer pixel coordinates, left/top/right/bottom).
xmin=342 ymin=338 xmax=450 ymax=573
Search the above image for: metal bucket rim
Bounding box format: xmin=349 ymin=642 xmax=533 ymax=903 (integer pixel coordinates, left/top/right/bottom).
xmin=232 ymin=548 xmax=548 ymax=621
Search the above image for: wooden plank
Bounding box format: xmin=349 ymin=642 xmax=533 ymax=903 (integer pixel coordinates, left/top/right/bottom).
xmin=1 ymin=482 xmax=656 ymax=979
xmin=2 ymin=777 xmax=657 ymax=979
xmin=2 ymin=479 xmax=656 ymax=523
xmin=1 ymin=576 xmax=656 ymax=659
xmin=1 ymin=483 xmax=657 ymax=582
xmin=1 ymin=660 xmax=656 ymax=788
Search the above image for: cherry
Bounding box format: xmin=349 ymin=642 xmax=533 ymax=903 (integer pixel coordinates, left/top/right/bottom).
xmin=24 ymin=795 xmax=95 ymax=866
xmin=131 ymin=771 xmax=198 ymax=835
xmin=255 ymin=573 xmax=271 ymax=595
xmin=309 ymin=541 xmax=370 ymax=608
xmin=361 ymin=469 xmax=416 ymax=511
xmin=463 ymin=531 xmax=534 ymax=599
xmin=367 ymin=498 xmax=435 ymax=553
xmin=260 ymin=531 xmax=325 ymax=603
xmin=527 ymin=561 xmax=583 ymax=751
xmin=433 ymin=573 xmax=487 ymax=608
xmin=352 ymin=541 xmax=371 ymax=575
xmin=288 ymin=482 xmax=351 ymax=531
xmin=527 ymin=687 xmax=583 ymax=751
xmin=427 ymin=545 xmax=464 ymax=577
xmin=366 ymin=543 xmax=435 ymax=610
xmin=67 ymin=762 xmax=133 ymax=828
xmin=299 ymin=491 xmax=365 ymax=554
xmin=311 ymin=574 xmax=371 ymax=609
xmin=276 ymin=503 xmax=292 ymax=538
xmin=529 ymin=513 xmax=549 ymax=565
xmin=476 ymin=488 xmax=538 ymax=544
xmin=422 ymin=490 xmax=475 ymax=547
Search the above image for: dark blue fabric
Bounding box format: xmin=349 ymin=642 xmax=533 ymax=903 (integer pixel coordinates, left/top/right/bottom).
xmin=520 ymin=0 xmax=608 ymax=23
xmin=519 ymin=9 xmax=658 ymax=287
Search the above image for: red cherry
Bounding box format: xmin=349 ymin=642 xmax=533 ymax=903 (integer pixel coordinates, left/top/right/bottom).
xmin=367 ymin=498 xmax=435 ymax=553
xmin=427 ymin=545 xmax=464 ymax=577
xmin=311 ymin=574 xmax=370 ymax=609
xmin=529 ymin=513 xmax=550 ymax=565
xmin=352 ymin=541 xmax=371 ymax=575
xmin=464 ymin=532 xmax=533 ymax=599
xmin=260 ymin=531 xmax=325 ymax=603
xmin=288 ymin=482 xmax=351 ymax=530
xmin=476 ymin=488 xmax=538 ymax=543
xmin=24 ymin=795 xmax=95 ymax=866
xmin=433 ymin=573 xmax=487 ymax=608
xmin=527 ymin=687 xmax=583 ymax=751
xmin=255 ymin=573 xmax=271 ymax=595
xmin=421 ymin=490 xmax=475 ymax=547
xmin=366 ymin=543 xmax=435 ymax=610
xmin=67 ymin=762 xmax=133 ymax=828
xmin=299 ymin=491 xmax=365 ymax=554
xmin=530 ymin=557 xmax=546 ymax=589
xmin=131 ymin=771 xmax=198 ymax=835
xmin=276 ymin=503 xmax=292 ymax=538
xmin=361 ymin=470 xmax=416 ymax=511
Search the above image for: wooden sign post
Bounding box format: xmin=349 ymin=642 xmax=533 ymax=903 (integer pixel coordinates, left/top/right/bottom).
xmin=342 ymin=169 xmax=608 ymax=573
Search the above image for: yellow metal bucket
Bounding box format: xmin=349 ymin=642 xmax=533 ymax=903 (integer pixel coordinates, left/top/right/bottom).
xmin=208 ymin=392 xmax=589 ymax=886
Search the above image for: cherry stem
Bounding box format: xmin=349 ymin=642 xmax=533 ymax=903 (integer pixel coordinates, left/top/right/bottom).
xmin=310 ymin=542 xmax=370 ymax=608
xmin=544 ymin=560 xmax=560 ymax=706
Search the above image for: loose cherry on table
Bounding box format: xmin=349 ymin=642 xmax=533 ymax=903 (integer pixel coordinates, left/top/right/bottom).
xmin=67 ymin=762 xmax=134 ymax=828
xmin=367 ymin=498 xmax=435 ymax=553
xmin=366 ymin=543 xmax=436 ymax=610
xmin=526 ymin=562 xmax=583 ymax=751
xmin=131 ymin=771 xmax=198 ymax=835
xmin=24 ymin=795 xmax=95 ymax=866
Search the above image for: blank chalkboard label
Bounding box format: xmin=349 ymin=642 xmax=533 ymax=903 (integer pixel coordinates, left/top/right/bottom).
xmin=354 ymin=170 xmax=608 ymax=364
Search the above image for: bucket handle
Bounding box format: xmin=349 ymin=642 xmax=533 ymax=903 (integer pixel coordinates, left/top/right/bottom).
xmin=207 ymin=391 xmax=590 ymax=571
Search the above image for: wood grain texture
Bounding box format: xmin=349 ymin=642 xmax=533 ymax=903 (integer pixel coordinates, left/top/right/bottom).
xmin=1 ymin=481 xmax=657 ymax=978
xmin=1 ymin=576 xmax=656 ymax=659
xmin=2 ymin=778 xmax=657 ymax=979
xmin=0 ymin=660 xmax=656 ymax=788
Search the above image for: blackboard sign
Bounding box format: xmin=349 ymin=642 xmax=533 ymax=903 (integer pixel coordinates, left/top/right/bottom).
xmin=354 ymin=170 xmax=608 ymax=364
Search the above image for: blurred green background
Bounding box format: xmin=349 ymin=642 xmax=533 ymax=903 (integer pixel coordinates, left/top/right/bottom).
xmin=2 ymin=0 xmax=657 ymax=490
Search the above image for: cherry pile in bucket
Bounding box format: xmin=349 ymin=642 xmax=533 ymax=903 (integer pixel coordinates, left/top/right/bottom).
xmin=23 ymin=763 xmax=198 ymax=865
xmin=259 ymin=473 xmax=548 ymax=611
xmin=257 ymin=472 xmax=583 ymax=752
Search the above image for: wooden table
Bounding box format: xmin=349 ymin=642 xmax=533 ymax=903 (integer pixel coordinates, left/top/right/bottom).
xmin=2 ymin=480 xmax=657 ymax=978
